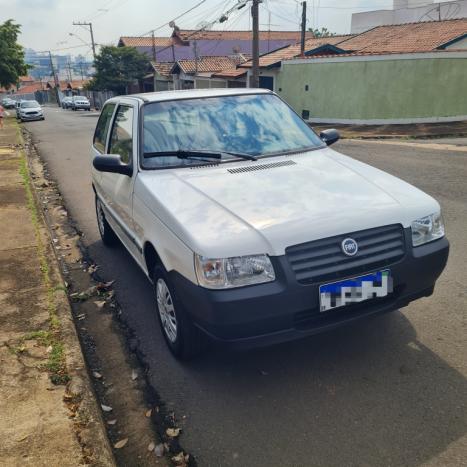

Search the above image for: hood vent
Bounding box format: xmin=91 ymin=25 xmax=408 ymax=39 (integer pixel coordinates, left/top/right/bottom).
xmin=227 ymin=159 xmax=296 ymax=174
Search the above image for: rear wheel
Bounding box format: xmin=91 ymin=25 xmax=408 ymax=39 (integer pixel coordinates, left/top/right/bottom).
xmin=152 ymin=265 xmax=206 ymax=359
xmin=95 ymin=196 xmax=118 ymax=246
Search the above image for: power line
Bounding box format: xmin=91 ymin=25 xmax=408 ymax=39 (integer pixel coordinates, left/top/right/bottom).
xmin=138 ymin=0 xmax=209 ymax=37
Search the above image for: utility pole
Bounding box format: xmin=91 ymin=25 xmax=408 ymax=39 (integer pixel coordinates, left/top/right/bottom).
xmin=193 ymin=40 xmax=199 ymax=80
xmin=300 ymin=2 xmax=307 ymax=57
xmin=66 ymin=61 xmax=73 ymax=82
xmin=73 ymin=21 xmax=96 ymax=60
xmin=251 ymin=0 xmax=260 ymax=88
xmin=79 ymin=62 xmax=84 ymax=81
xmin=73 ymin=21 xmax=97 ymax=107
xmin=48 ymin=51 xmax=60 ymax=106
xmin=151 ymin=31 xmax=157 ymax=62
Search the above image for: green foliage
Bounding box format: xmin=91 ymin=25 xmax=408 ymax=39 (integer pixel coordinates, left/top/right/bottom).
xmin=86 ymin=45 xmax=149 ymax=94
xmin=308 ymin=27 xmax=336 ymax=38
xmin=0 ymin=19 xmax=29 ymax=89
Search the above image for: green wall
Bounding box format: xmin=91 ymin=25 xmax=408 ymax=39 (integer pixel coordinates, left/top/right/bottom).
xmin=277 ymin=57 xmax=467 ymax=121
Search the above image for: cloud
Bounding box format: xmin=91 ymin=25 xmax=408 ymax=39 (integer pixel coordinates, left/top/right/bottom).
xmin=18 ymin=0 xmax=59 ymax=7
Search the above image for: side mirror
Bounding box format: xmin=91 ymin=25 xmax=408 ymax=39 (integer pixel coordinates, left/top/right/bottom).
xmin=93 ymin=154 xmax=133 ymax=177
xmin=320 ymin=129 xmax=340 ymax=146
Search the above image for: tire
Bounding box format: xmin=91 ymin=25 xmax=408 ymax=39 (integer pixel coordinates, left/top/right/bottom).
xmin=95 ymin=196 xmax=119 ymax=246
xmin=152 ymin=264 xmax=206 ymax=360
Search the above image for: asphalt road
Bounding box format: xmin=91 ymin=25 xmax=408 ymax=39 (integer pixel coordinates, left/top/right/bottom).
xmin=26 ymin=107 xmax=467 ymax=466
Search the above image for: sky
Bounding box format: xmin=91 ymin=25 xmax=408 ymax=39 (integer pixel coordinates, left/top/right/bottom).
xmin=0 ymin=0 xmax=441 ymax=58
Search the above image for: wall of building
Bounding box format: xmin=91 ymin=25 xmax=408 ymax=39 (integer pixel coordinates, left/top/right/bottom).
xmin=277 ymin=53 xmax=467 ymax=123
xmin=351 ymin=0 xmax=467 ymax=34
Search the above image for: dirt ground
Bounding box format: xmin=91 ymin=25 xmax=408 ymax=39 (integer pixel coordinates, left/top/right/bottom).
xmin=314 ymin=120 xmax=467 ymax=139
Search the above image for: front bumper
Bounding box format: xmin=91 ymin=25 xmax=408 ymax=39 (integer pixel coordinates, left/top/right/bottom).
xmin=73 ymin=104 xmax=90 ymax=109
xmin=20 ymin=113 xmax=43 ymax=121
xmin=170 ymin=234 xmax=449 ymax=349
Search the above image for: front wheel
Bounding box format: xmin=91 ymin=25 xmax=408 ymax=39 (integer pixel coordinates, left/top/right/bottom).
xmin=95 ymin=196 xmax=118 ymax=246
xmin=153 ymin=265 xmax=206 ymax=359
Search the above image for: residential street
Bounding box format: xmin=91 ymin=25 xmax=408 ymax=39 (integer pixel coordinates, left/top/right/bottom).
xmin=25 ymin=106 xmax=467 ymax=466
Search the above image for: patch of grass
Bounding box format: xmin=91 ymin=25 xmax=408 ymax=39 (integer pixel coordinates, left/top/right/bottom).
xmin=24 ymin=329 xmax=52 ymax=344
xmin=43 ymin=342 xmax=70 ymax=385
xmin=17 ymin=125 xmax=68 ymax=384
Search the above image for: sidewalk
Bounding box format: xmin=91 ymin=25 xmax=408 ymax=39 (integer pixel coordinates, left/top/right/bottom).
xmin=0 ymin=118 xmax=114 ymax=466
xmin=313 ymin=120 xmax=467 ymax=139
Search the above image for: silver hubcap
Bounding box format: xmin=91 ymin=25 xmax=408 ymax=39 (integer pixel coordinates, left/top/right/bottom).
xmin=156 ymin=278 xmax=178 ymax=343
xmin=96 ymin=199 xmax=105 ymax=236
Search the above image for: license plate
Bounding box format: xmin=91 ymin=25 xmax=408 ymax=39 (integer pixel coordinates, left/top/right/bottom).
xmin=319 ymin=270 xmax=393 ymax=312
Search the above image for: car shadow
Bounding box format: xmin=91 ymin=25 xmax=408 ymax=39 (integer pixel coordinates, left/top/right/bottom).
xmin=86 ymin=238 xmax=467 ymax=467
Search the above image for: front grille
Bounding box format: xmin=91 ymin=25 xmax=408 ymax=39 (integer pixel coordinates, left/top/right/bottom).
xmin=286 ymin=224 xmax=406 ymax=284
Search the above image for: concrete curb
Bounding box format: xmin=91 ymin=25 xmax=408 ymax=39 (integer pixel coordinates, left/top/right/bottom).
xmin=19 ymin=124 xmax=116 ymax=466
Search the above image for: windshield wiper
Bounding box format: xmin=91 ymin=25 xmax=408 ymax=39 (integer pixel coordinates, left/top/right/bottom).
xmin=143 ymin=149 xmax=257 ymax=161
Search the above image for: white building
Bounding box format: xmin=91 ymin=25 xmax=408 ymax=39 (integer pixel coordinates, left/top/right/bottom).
xmin=351 ymin=0 xmax=467 ymax=34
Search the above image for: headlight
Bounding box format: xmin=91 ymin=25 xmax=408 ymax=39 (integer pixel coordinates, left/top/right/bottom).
xmin=411 ymin=212 xmax=445 ymax=247
xmin=195 ymin=254 xmax=275 ymax=289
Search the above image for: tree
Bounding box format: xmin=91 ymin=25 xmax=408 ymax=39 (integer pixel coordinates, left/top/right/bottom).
xmin=308 ymin=27 xmax=336 ymax=38
xmin=86 ymin=46 xmax=149 ymax=95
xmin=0 ymin=20 xmax=29 ymax=89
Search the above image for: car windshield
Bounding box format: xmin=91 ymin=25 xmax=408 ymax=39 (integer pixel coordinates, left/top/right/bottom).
xmin=142 ymin=93 xmax=324 ymax=169
xmin=21 ymin=101 xmax=40 ymax=108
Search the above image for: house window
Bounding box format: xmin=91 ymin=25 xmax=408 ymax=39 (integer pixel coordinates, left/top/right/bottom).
xmin=305 ymin=85 xmax=309 ymax=91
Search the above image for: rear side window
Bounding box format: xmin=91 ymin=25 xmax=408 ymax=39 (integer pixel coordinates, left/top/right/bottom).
xmin=108 ymin=105 xmax=134 ymax=164
xmin=93 ymin=103 xmax=116 ymax=153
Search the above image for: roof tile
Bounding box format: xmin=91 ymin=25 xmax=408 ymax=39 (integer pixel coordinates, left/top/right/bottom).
xmin=338 ymin=18 xmax=467 ymax=53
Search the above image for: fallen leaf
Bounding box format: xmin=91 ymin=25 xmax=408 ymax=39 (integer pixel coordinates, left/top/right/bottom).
xmin=171 ymin=452 xmax=189 ymax=465
xmin=101 ymin=404 xmax=112 ymax=412
xmin=94 ymin=300 xmax=106 ymax=309
xmin=97 ymin=280 xmax=115 ymax=291
xmin=107 ymin=419 xmax=117 ymax=425
xmin=46 ymin=345 xmax=53 ymax=353
xmin=154 ymin=443 xmax=165 ymax=457
xmin=16 ymin=434 xmax=29 ymax=442
xmin=93 ymin=371 xmax=102 ymax=379
xmin=88 ymin=264 xmax=99 ymax=274
xmin=166 ymin=427 xmax=181 ymax=438
xmin=114 ymin=438 xmax=128 ymax=449
xmin=131 ymin=370 xmax=138 ymax=380
xmin=145 ymin=409 xmax=152 ymax=418
xmin=147 ymin=441 xmax=155 ymax=452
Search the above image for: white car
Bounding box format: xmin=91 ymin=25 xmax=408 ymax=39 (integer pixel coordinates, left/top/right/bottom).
xmin=18 ymin=100 xmax=44 ymax=122
xmin=91 ymin=89 xmax=449 ymax=359
xmin=72 ymin=96 xmax=91 ymax=111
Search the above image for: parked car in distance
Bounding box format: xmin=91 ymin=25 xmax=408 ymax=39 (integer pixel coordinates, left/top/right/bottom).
xmin=2 ymin=97 xmax=16 ymax=109
xmin=90 ymin=89 xmax=449 ymax=359
xmin=15 ymin=100 xmax=23 ymax=119
xmin=71 ymin=95 xmax=91 ymax=111
xmin=61 ymin=96 xmax=74 ymax=109
xmin=18 ymin=100 xmax=44 ymax=122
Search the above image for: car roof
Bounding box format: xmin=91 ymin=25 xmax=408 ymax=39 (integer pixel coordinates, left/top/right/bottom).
xmin=109 ymin=88 xmax=273 ymax=104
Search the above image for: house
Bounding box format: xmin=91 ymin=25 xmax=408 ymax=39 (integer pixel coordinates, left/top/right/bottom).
xmin=119 ymin=28 xmax=314 ymax=62
xmin=119 ymin=28 xmax=310 ymax=91
xmin=150 ymin=56 xmax=248 ymax=91
xmin=239 ymin=35 xmax=354 ymax=91
xmin=271 ymin=19 xmax=467 ymax=123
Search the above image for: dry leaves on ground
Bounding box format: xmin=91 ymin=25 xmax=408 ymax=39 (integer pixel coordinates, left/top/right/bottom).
xmin=114 ymin=438 xmax=128 ymax=449
xmin=166 ymin=427 xmax=181 ymax=438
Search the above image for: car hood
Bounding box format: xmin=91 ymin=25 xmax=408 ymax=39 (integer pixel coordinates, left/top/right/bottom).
xmin=135 ymin=147 xmax=439 ymax=257
xmin=21 ymin=107 xmax=41 ymax=112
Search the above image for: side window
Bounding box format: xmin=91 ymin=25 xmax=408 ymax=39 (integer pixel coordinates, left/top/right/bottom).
xmin=93 ymin=103 xmax=116 ymax=153
xmin=108 ymin=105 xmax=134 ymax=164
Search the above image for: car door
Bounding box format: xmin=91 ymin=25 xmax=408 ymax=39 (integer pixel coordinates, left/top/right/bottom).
xmin=98 ymin=101 xmax=142 ymax=261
